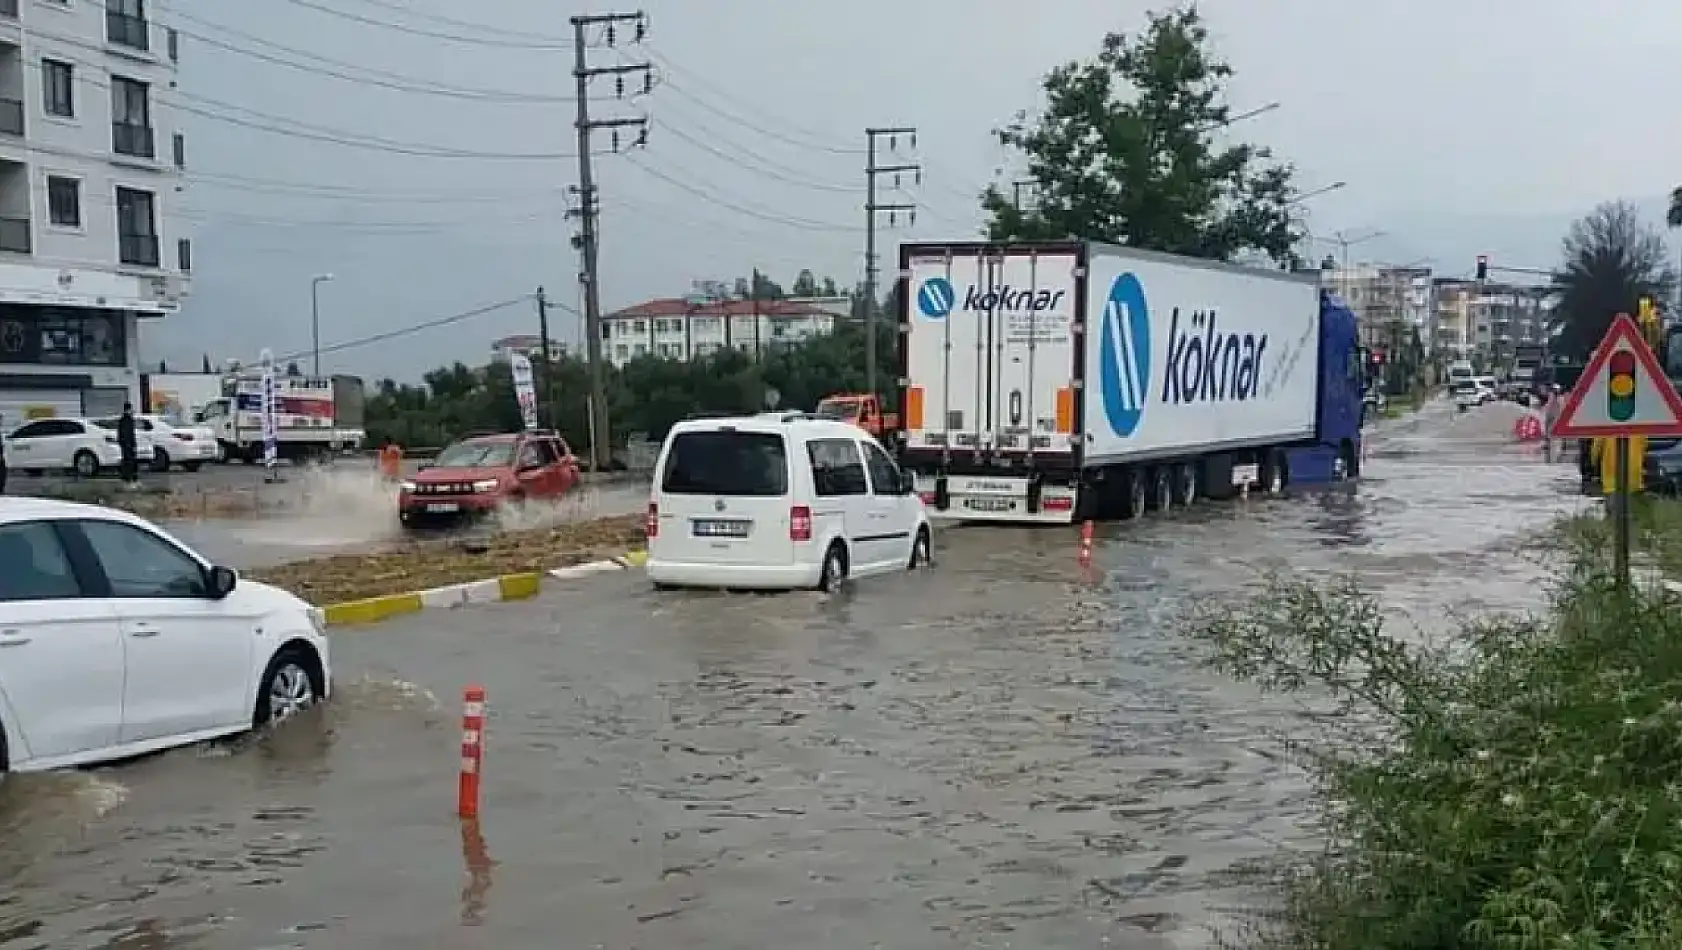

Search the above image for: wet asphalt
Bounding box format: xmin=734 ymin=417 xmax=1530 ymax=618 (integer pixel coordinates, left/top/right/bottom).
xmin=0 ymin=399 xmax=1594 ymax=949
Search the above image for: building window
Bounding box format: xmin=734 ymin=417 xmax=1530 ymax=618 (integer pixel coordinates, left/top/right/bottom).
xmin=115 ymin=186 xmax=158 ymax=266
xmin=171 ymin=131 xmax=184 ymax=168
xmin=42 ymin=60 xmax=73 ymax=118
xmin=110 ymin=77 xmax=153 ymax=158
xmin=106 ymin=0 xmax=149 ymax=51
xmin=177 ymin=237 xmax=191 ymax=272
xmin=46 ymin=176 xmax=80 ymax=228
xmin=631 ymin=320 xmax=645 ymax=334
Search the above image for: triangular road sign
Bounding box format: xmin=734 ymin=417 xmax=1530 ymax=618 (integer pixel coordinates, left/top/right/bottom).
xmin=1550 ymin=313 xmax=1682 ymax=438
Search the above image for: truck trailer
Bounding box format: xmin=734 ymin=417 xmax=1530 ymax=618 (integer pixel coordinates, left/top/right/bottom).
xmin=893 ymin=241 xmax=1366 ymax=523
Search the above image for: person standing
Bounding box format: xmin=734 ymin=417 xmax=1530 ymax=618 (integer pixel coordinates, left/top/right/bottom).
xmin=116 ymin=402 xmax=139 ymax=485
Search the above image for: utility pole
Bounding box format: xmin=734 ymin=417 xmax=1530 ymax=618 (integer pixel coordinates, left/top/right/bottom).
xmin=751 ymin=267 xmax=762 ymax=359
xmin=569 ymin=10 xmax=650 ymax=472
xmin=864 ymin=127 xmax=918 ymax=401
xmin=535 ymin=285 xmax=552 ymax=428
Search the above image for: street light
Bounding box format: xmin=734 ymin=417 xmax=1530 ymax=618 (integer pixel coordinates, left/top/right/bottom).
xmin=310 ymin=273 xmax=334 ymax=377
xmin=1290 ymin=180 xmax=1346 ymax=206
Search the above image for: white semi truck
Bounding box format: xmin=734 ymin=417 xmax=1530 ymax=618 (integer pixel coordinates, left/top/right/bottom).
xmin=893 ymin=241 xmax=1367 ymax=523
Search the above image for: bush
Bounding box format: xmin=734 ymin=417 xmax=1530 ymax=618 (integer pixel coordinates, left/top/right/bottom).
xmin=1187 ymin=534 xmax=1682 ymax=948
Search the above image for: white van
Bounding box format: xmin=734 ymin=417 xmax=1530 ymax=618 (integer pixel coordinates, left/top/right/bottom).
xmin=645 ymin=413 xmax=933 ymax=591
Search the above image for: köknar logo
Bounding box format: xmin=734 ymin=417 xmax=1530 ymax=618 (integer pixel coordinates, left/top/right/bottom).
xmin=1098 ymin=273 xmax=1152 ymax=437
xmin=917 ymin=277 xmax=956 ymax=319
xmin=1099 ymin=272 xmax=1274 ymax=438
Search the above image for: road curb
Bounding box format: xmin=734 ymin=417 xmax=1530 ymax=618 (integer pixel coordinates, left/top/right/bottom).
xmin=320 ymin=549 xmax=646 ymax=628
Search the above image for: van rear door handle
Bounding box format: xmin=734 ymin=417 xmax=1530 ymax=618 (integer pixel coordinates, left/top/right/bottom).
xmin=0 ymin=628 xmax=31 ymax=647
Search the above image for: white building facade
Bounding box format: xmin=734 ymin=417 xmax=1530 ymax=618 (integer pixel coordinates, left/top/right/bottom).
xmin=602 ymin=297 xmax=846 ymax=368
xmin=0 ymin=0 xmax=189 ymax=428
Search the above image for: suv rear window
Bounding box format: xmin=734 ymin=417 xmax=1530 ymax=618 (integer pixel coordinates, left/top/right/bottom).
xmin=661 ymin=430 xmax=788 ymax=496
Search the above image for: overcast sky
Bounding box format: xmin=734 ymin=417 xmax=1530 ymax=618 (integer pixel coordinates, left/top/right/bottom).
xmin=149 ymin=0 xmax=1682 ymax=380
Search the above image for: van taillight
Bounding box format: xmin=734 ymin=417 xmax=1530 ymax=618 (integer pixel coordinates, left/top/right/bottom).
xmin=789 ymin=505 xmax=812 ymax=541
xmin=645 ymin=503 xmax=659 ymax=538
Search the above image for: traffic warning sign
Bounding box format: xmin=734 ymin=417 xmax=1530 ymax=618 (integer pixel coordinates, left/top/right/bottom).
xmin=1550 ymin=313 xmax=1682 ymax=438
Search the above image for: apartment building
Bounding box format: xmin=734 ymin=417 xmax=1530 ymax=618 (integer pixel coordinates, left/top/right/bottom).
xmin=1323 ymin=264 xmax=1435 ymax=353
xmin=0 ymin=0 xmax=189 ymax=427
xmin=490 ymin=334 xmax=568 ymax=364
xmin=1431 ymin=279 xmax=1550 ymax=368
xmin=601 ymin=297 xmax=845 ymax=368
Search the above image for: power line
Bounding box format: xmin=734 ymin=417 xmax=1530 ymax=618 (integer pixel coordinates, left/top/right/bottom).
xmin=624 ymin=155 xmax=861 ymax=232
xmin=169 ymin=10 xmax=576 ymax=103
xmin=643 ymin=46 xmax=861 ymax=155
xmin=188 ymin=171 xmax=560 ymax=205
xmin=339 ymin=0 xmax=572 ymax=43
xmin=278 ymin=0 xmax=570 ymax=50
xmin=276 ymin=296 xmax=534 ymax=362
xmin=651 ymin=118 xmax=854 ymax=194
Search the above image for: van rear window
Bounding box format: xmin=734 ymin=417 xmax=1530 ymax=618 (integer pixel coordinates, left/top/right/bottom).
xmin=660 ymin=431 xmax=788 ymax=496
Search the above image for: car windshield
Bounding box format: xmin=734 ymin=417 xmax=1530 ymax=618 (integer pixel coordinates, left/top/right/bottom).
xmin=434 ymin=440 xmax=515 ymax=468
xmin=661 ymin=430 xmax=788 ymax=496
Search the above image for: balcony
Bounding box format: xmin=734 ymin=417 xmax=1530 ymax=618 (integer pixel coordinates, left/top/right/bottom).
xmin=0 ymin=97 xmax=19 ymax=136
xmin=120 ymin=233 xmax=158 ymax=266
xmin=106 ymin=10 xmax=149 ymax=51
xmin=112 ymin=121 xmax=154 ymax=159
xmin=0 ymin=216 xmax=29 ymax=253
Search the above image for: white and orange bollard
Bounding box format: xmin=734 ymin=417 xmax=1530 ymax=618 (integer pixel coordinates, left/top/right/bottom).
xmin=1077 ymin=520 xmax=1094 ymax=566
xmin=458 ymin=685 xmax=486 ymax=819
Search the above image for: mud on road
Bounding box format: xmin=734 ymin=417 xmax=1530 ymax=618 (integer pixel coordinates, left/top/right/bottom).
xmin=0 ymin=400 xmax=1595 ymax=949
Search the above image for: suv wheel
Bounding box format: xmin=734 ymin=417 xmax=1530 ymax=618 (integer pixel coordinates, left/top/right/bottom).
xmin=73 ymin=450 xmax=98 ymax=477
xmin=908 ymin=526 xmax=931 ymax=569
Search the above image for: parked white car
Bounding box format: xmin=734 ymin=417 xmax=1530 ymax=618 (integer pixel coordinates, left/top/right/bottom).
xmin=646 ymin=412 xmax=933 ymax=591
xmin=0 ymin=497 xmax=330 ymax=773
xmin=4 ymin=417 xmax=154 ymax=477
xmin=99 ymin=414 xmax=219 ymax=471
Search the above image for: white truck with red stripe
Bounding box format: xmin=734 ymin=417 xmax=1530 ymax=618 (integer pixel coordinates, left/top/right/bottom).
xmin=197 ymin=373 xmax=366 ymax=463
xmin=893 ymin=241 xmax=1367 ymax=524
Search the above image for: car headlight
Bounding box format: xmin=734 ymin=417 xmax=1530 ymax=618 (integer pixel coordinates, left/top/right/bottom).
xmin=308 ymin=606 xmax=328 ymax=636
xmin=400 ymin=480 xmax=418 ymax=492
xmin=473 ymin=479 xmax=499 ymax=493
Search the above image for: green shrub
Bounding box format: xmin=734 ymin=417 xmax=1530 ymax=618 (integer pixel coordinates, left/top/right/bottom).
xmin=1188 ymin=540 xmax=1682 ymax=948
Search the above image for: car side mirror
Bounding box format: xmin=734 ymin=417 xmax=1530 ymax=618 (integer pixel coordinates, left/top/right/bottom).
xmin=207 ymin=565 xmax=238 ymax=599
xmin=898 ymin=471 xmax=917 ymax=495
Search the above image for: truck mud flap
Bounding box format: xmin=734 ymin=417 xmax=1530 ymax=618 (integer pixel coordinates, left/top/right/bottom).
xmin=1025 ymin=474 xmax=1043 ymax=514
xmin=934 ymin=475 xmax=950 ymax=511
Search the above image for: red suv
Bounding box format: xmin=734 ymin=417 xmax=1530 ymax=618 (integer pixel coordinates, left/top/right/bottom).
xmin=398 ymin=431 xmax=580 ymax=526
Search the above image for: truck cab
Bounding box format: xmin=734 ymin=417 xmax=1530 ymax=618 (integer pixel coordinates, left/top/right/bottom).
xmin=815 ymin=393 xmax=897 ymax=438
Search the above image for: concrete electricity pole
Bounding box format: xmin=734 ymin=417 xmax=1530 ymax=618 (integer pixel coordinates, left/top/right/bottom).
xmin=863 ymin=127 xmax=918 ymax=401
xmin=569 ymin=10 xmax=650 ymax=472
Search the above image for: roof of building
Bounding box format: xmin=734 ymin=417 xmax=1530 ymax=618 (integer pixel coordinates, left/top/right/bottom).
xmin=607 ymin=297 xmax=845 ymax=319
xmin=491 ymin=334 xmax=545 ymax=348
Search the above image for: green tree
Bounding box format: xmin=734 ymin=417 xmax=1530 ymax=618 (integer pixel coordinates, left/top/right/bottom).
xmin=982 ymin=4 xmax=1299 ymax=264
xmin=791 ymin=269 xmax=819 ymax=297
xmin=821 ymin=276 xmax=839 ymax=297
xmin=1551 ymin=201 xmax=1678 ymax=362
xmin=1668 ymin=185 xmax=1682 ymax=229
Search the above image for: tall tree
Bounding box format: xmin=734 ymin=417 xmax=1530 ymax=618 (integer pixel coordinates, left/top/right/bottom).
xmin=1551 ymin=201 xmax=1678 ymax=362
xmin=791 ymin=269 xmax=819 ymax=297
xmin=982 ymin=4 xmax=1299 ymax=265
xmin=1668 ymin=186 xmax=1682 ymax=229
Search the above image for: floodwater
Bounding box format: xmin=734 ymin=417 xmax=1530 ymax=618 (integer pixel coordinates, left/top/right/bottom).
xmin=0 ymin=399 xmax=1594 ymax=949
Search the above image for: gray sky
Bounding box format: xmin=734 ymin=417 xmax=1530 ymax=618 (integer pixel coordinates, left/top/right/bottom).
xmin=150 ymin=0 xmax=1682 ymax=380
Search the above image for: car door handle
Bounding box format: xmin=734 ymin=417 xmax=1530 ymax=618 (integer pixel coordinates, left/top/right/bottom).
xmin=129 ymin=623 xmax=160 ymax=638
xmin=0 ymin=628 xmax=30 ymax=646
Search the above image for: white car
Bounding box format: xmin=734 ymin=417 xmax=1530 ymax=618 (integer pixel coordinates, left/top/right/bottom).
xmin=0 ymin=497 xmax=330 ymax=773
xmin=1452 ymin=381 xmax=1496 ymax=411
xmin=99 ymin=414 xmax=219 ymax=471
xmin=4 ymin=417 xmax=154 ymax=477
xmin=645 ymin=412 xmax=933 ymax=591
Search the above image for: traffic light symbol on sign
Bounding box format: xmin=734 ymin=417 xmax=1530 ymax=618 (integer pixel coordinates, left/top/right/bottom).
xmin=1608 ymin=350 xmax=1636 ymax=422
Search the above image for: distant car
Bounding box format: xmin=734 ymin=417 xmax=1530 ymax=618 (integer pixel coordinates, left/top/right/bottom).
xmin=0 ymin=497 xmax=330 ymax=773
xmin=5 ymin=417 xmax=154 ymax=477
xmin=645 ymin=412 xmax=933 ymax=592
xmin=1451 ymin=380 xmax=1495 ymax=412
xmin=398 ymin=430 xmax=580 ymax=527
xmin=98 ymin=414 xmax=219 ymax=472
xmin=1643 ymin=438 xmax=1682 ymax=495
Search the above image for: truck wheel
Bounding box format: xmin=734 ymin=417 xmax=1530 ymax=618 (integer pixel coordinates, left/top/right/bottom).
xmin=1125 ymin=473 xmax=1148 ymax=520
xmin=1261 ymin=452 xmax=1287 ymax=495
xmin=1336 ymin=440 xmax=1359 ymax=481
xmin=1175 ymin=463 xmax=1197 ymax=507
xmin=1152 ymin=467 xmax=1174 ymax=513
xmin=152 ymin=448 xmax=171 ymax=473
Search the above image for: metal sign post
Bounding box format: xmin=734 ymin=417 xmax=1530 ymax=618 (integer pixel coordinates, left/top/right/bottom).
xmin=1549 ymin=312 xmax=1682 ymax=589
xmin=258 ymin=348 xmax=281 ymax=484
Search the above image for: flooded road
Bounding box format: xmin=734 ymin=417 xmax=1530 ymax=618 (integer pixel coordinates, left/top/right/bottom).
xmin=0 ymin=400 xmax=1593 ymax=949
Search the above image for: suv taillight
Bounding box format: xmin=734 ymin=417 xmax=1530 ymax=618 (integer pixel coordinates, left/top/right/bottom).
xmin=645 ymin=502 xmax=658 ymax=538
xmin=789 ymin=505 xmax=812 ymax=541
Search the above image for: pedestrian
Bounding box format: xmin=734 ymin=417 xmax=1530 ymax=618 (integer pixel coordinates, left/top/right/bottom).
xmin=116 ymin=402 xmax=139 ymax=485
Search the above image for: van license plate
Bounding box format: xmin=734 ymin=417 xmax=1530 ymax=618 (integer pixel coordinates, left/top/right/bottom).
xmin=692 ymin=519 xmax=750 ymax=538
xmin=963 ymin=498 xmax=1014 ymax=512
xmin=426 ymin=503 xmax=459 ymax=513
